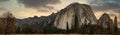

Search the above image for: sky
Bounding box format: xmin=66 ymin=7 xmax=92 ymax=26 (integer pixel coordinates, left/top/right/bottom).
xmin=0 ymin=0 xmax=119 ymax=23
xmin=0 ymin=0 xmax=90 ymax=18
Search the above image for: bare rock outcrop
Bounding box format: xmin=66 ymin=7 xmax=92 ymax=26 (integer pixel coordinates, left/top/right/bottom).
xmin=54 ymin=2 xmax=97 ymax=30
xmin=97 ymin=13 xmax=114 ymax=30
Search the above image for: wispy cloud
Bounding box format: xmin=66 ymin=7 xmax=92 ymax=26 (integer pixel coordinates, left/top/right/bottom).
xmin=89 ymin=0 xmax=120 ymax=19
xmin=0 ymin=0 xmax=9 ymax=2
xmin=18 ymin=0 xmax=61 ymax=12
xmin=89 ymin=0 xmax=120 ymax=12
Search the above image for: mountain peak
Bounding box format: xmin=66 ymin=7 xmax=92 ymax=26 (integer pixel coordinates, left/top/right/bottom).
xmin=97 ymin=13 xmax=113 ymax=28
xmin=101 ymin=13 xmax=110 ymax=18
xmin=64 ymin=2 xmax=91 ymax=11
xmin=69 ymin=2 xmax=89 ymax=7
xmin=69 ymin=2 xmax=80 ymax=6
xmin=103 ymin=13 xmax=108 ymax=15
xmin=54 ymin=2 xmax=97 ymax=30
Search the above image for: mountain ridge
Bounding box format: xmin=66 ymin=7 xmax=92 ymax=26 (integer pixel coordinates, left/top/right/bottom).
xmin=0 ymin=2 xmax=119 ymax=34
xmin=54 ymin=2 xmax=97 ymax=30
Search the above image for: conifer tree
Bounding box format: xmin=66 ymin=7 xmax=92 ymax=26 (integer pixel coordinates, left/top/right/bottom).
xmin=114 ymin=16 xmax=118 ymax=32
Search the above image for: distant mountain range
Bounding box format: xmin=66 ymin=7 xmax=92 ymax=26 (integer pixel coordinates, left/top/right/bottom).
xmin=0 ymin=2 xmax=119 ymax=34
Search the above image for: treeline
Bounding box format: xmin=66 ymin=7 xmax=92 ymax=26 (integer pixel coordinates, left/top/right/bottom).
xmin=16 ymin=24 xmax=119 ymax=34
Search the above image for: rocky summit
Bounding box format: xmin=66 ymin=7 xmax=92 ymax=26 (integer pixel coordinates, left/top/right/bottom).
xmin=54 ymin=2 xmax=97 ymax=30
xmin=97 ymin=13 xmax=113 ymax=28
xmin=0 ymin=2 xmax=119 ymax=34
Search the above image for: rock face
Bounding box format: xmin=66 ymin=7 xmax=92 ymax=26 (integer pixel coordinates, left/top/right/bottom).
xmin=16 ymin=12 xmax=57 ymax=33
xmin=16 ymin=12 xmax=57 ymax=28
xmin=97 ymin=13 xmax=113 ymax=29
xmin=54 ymin=3 xmax=97 ymax=30
xmin=97 ymin=13 xmax=120 ymax=33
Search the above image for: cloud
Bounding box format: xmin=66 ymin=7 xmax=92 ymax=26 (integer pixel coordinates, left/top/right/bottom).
xmin=0 ymin=8 xmax=4 ymax=10
xmin=18 ymin=0 xmax=61 ymax=12
xmin=89 ymin=0 xmax=120 ymax=12
xmin=88 ymin=0 xmax=120 ymax=18
xmin=0 ymin=0 xmax=9 ymax=2
xmin=0 ymin=7 xmax=7 ymax=11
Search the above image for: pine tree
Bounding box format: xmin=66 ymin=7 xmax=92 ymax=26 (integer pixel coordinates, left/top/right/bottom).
xmin=66 ymin=22 xmax=69 ymax=33
xmin=114 ymin=16 xmax=118 ymax=32
xmin=66 ymin=22 xmax=69 ymax=30
xmin=5 ymin=12 xmax=16 ymax=34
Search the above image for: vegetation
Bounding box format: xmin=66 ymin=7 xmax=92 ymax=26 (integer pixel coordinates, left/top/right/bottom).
xmin=15 ymin=24 xmax=120 ymax=34
xmin=0 ymin=12 xmax=119 ymax=34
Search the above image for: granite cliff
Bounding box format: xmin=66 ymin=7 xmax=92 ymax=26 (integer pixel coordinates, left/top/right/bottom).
xmin=54 ymin=3 xmax=97 ymax=30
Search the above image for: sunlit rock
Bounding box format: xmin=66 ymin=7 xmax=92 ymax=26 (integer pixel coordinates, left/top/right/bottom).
xmin=54 ymin=2 xmax=97 ymax=30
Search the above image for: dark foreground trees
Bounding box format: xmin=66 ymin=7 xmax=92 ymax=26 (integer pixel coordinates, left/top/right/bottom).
xmin=0 ymin=12 xmax=16 ymax=34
